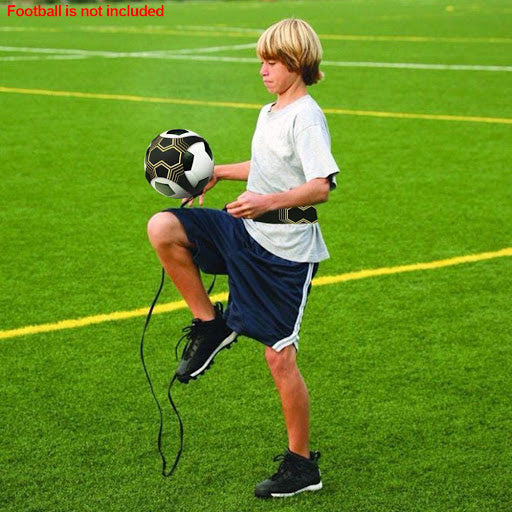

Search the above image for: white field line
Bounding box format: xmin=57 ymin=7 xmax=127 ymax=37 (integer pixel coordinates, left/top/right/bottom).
xmin=0 ymin=55 xmax=86 ymax=62
xmin=0 ymin=27 xmax=62 ymax=33
xmin=323 ymin=59 xmax=512 ymax=72
xmin=171 ymin=43 xmax=255 ymax=54
xmin=0 ymin=46 xmax=136 ymax=59
xmin=0 ymin=44 xmax=254 ymax=58
xmin=172 ymin=25 xmax=512 ymax=44
xmin=1 ymin=46 xmax=511 ymax=72
xmin=174 ymin=24 xmax=264 ymax=34
xmin=1 ymin=25 xmax=512 ymax=44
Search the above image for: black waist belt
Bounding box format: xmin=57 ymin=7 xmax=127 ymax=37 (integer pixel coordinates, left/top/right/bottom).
xmin=254 ymin=206 xmax=318 ymax=224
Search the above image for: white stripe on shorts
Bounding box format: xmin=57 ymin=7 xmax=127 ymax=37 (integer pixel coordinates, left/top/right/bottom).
xmin=272 ymin=263 xmax=315 ymax=352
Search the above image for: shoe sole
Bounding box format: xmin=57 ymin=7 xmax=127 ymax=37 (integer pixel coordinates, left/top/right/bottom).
xmin=255 ymin=481 xmax=322 ymax=499
xmin=178 ymin=331 xmax=238 ymax=383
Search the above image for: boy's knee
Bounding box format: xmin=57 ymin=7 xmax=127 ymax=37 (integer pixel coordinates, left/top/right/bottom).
xmin=147 ymin=212 xmax=181 ymax=248
xmin=265 ymin=345 xmax=297 ymax=377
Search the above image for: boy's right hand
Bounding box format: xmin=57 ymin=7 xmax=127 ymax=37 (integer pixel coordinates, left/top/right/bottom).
xmin=181 ymin=171 xmax=218 ymax=207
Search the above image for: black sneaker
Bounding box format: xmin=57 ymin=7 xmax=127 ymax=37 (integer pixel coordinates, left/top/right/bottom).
xmin=175 ymin=302 xmax=237 ymax=383
xmin=254 ymin=449 xmax=322 ymax=498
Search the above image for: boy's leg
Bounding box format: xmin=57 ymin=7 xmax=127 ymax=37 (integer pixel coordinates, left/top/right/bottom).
xmin=265 ymin=345 xmax=310 ymax=458
xmin=147 ymin=210 xmax=237 ymax=383
xmin=147 ymin=211 xmax=215 ymax=321
xmin=255 ymin=345 xmax=321 ymax=498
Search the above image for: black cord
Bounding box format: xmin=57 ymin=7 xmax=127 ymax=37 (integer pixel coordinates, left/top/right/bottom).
xmin=139 ymin=268 xmax=187 ymax=477
xmin=165 ymin=374 xmax=184 ymax=476
xmin=140 ymin=197 xmax=217 ymax=477
xmin=138 ymin=269 xmax=168 ymax=473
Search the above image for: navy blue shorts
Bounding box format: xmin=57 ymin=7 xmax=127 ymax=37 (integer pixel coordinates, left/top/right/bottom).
xmin=165 ymin=208 xmax=318 ymax=351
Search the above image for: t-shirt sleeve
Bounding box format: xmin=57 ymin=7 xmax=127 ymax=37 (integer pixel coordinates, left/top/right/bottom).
xmin=295 ymin=123 xmax=340 ymax=190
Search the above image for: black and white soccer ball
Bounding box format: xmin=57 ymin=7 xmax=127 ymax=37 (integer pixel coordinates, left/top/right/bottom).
xmin=144 ymin=129 xmax=214 ymax=199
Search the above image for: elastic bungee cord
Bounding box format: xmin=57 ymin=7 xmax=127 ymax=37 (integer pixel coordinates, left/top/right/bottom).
xmin=139 ymin=196 xmax=216 ymax=477
xmin=139 ymin=267 xmax=183 ymax=477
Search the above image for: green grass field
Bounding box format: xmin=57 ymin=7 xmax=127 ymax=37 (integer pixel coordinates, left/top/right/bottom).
xmin=1 ymin=1 xmax=511 ymax=510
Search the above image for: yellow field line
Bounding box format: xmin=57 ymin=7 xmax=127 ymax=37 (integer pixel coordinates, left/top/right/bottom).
xmin=1 ymin=86 xmax=511 ymax=125
xmin=0 ymin=292 xmax=227 ymax=341
xmin=322 ymin=107 xmax=512 ymax=124
xmin=312 ymin=247 xmax=512 ymax=286
xmin=1 ymin=248 xmax=511 ymax=341
xmin=0 ymin=86 xmax=262 ymax=110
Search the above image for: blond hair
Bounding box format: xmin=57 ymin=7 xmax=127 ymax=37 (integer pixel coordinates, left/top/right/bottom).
xmin=256 ymin=18 xmax=324 ymax=86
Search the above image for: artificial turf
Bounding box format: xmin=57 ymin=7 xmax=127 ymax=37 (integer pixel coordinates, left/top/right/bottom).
xmin=1 ymin=1 xmax=511 ymax=510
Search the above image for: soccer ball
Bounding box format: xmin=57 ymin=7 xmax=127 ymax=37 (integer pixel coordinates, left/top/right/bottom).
xmin=144 ymin=129 xmax=214 ymax=198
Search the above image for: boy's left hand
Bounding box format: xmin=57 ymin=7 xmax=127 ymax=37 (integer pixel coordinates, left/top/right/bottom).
xmin=226 ymin=191 xmax=273 ymax=219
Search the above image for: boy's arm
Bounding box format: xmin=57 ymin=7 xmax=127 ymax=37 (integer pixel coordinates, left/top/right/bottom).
xmin=226 ymin=177 xmax=330 ymax=219
xmin=214 ymin=161 xmax=251 ymax=182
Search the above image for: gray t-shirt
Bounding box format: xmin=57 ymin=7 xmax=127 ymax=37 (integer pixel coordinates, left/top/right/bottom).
xmin=243 ymin=95 xmax=340 ymax=263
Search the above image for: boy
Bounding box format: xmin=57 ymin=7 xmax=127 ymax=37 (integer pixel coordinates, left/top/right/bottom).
xmin=147 ymin=18 xmax=340 ymax=498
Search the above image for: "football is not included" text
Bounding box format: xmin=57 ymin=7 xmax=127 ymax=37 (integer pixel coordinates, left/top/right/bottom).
xmin=7 ymin=4 xmax=165 ymax=17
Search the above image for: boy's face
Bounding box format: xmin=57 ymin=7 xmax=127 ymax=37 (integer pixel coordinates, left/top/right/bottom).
xmin=260 ymin=59 xmax=302 ymax=95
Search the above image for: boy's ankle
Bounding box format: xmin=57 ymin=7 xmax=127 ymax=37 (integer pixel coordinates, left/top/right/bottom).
xmin=197 ymin=314 xmax=216 ymax=322
xmin=288 ymin=448 xmax=311 ymax=460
